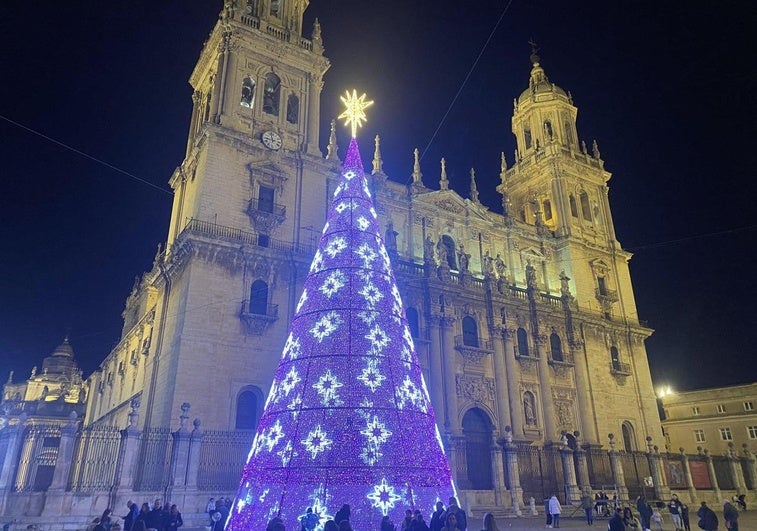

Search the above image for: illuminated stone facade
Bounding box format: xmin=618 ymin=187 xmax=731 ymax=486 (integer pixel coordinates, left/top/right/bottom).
xmin=83 ymin=0 xmax=662 ymax=510
xmin=661 ymin=383 xmax=757 ymax=455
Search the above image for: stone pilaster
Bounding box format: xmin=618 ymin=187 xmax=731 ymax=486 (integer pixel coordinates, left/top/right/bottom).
xmin=742 ymin=445 xmax=757 ymax=495
xmin=168 ymin=403 xmax=192 ymax=499
xmin=608 ymin=434 xmax=629 ymax=501
xmin=559 ymin=436 xmax=581 ymax=503
xmin=646 ymin=437 xmax=670 ymax=500
xmin=428 ymin=315 xmax=445 ymax=434
xmin=490 ymin=436 xmax=508 ymax=508
xmin=704 ymin=450 xmax=722 ymax=501
xmin=534 ymin=334 xmax=557 ymax=441
xmin=502 ymin=428 xmax=523 ymax=515
xmin=502 ymin=328 xmax=524 ymax=439
xmin=571 ymin=340 xmax=599 ymax=445
xmin=0 ymin=413 xmax=27 ymax=514
xmin=186 ymin=419 xmax=203 ymax=489
xmin=43 ymin=412 xmax=80 ymax=516
xmin=440 ymin=316 xmax=459 ymax=434
xmin=490 ymin=326 xmax=512 ymax=433
xmin=574 ymin=433 xmax=592 ymax=493
xmin=727 ymin=442 xmax=747 ymax=493
xmin=679 ymin=448 xmax=698 ymax=503
xmin=114 ymin=399 xmax=143 ymax=493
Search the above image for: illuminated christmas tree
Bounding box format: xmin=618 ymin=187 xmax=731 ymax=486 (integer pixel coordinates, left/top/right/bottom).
xmin=227 ymin=92 xmax=455 ymax=530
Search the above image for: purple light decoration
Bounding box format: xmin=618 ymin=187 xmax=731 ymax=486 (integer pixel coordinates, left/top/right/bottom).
xmin=227 ymin=138 xmax=455 ymax=531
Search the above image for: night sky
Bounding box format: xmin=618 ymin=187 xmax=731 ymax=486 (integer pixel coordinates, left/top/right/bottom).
xmin=1 ymin=1 xmax=756 ymax=393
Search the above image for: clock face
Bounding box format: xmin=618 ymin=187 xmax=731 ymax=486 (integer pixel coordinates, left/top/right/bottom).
xmin=262 ymin=130 xmax=282 ymax=150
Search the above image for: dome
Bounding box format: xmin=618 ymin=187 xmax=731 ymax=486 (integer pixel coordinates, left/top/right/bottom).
xmin=518 ymin=57 xmax=568 ymax=104
xmin=41 ymin=337 xmax=79 ymax=376
xmin=50 ymin=337 xmax=74 ymax=358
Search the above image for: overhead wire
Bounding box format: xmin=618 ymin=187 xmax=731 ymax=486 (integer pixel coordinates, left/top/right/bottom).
xmin=0 ymin=113 xmax=173 ymax=196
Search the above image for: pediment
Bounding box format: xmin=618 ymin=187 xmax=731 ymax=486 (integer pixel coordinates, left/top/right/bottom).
xmin=416 ymin=190 xmax=491 ymax=221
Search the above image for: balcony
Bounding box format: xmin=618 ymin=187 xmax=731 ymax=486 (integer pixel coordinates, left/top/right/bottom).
xmin=595 ymin=287 xmax=619 ymax=303
xmin=548 ymin=350 xmax=574 ymax=367
xmin=610 ymin=361 xmax=632 ymax=376
xmin=240 ymin=301 xmax=279 ymax=335
xmin=454 ymin=335 xmax=493 ymax=365
xmin=247 ymin=197 xmax=286 ymax=233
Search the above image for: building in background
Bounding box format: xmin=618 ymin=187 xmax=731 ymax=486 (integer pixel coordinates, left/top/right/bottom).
xmin=661 ymin=383 xmax=757 ymax=455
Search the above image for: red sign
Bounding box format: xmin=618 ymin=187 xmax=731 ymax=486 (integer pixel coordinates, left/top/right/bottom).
xmin=689 ymin=460 xmax=712 ymax=489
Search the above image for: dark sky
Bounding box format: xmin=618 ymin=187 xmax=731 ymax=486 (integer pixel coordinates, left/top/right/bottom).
xmin=1 ymin=1 xmax=756 ymax=393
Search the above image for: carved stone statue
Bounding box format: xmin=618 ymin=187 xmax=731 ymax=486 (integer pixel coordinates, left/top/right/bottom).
xmin=30 ymin=366 xmax=37 ymax=378
xmin=525 ymin=260 xmax=538 ymax=290
xmin=423 ymin=235 xmax=435 ymax=263
xmin=524 ymin=396 xmax=536 ymax=426
xmin=559 ymin=270 xmax=572 ymax=298
xmin=494 ymin=254 xmax=506 ymax=279
xmin=385 ymin=221 xmax=398 ymax=254
xmin=437 ymin=239 xmax=448 ymax=267
xmin=482 ymin=250 xmax=494 ymax=276
xmin=458 ymin=244 xmax=470 ymax=273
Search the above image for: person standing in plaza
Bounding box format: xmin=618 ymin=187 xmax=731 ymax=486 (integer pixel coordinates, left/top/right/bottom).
xmin=581 ymin=491 xmax=594 ymax=525
xmin=637 ymin=496 xmax=653 ymax=531
xmin=669 ymin=495 xmax=683 ymax=530
xmin=722 ymin=499 xmax=739 ymax=531
xmin=430 ymin=501 xmax=445 ymax=531
xmin=696 ymin=502 xmax=718 ymax=531
xmin=548 ymin=494 xmax=562 ymax=529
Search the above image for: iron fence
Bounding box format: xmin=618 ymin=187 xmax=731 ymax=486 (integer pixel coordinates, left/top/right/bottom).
xmin=68 ymin=425 xmax=122 ymax=492
xmin=197 ymin=429 xmax=255 ymax=492
xmin=134 ymin=428 xmax=173 ymax=491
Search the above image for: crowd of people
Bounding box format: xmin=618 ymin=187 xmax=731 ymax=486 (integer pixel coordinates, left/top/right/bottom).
xmin=85 ymin=499 xmax=184 ymax=531
xmin=265 ymin=497 xmax=502 ymax=531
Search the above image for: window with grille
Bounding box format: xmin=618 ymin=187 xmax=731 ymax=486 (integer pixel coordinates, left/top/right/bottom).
xmin=719 ymin=427 xmax=733 ymax=441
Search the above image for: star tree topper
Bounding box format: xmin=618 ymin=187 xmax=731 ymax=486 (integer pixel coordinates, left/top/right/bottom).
xmin=338 ymin=89 xmax=374 ymax=138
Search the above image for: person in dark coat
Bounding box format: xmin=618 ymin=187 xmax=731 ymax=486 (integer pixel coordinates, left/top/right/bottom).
xmin=430 ymin=502 xmax=445 ymax=531
xmin=681 ymin=503 xmax=691 ymax=531
xmin=411 ymin=510 xmax=430 ymax=531
xmin=123 ymin=501 xmax=139 ymax=531
xmin=696 ymin=502 xmax=718 ymax=531
xmin=722 ymin=500 xmax=738 ymax=531
xmin=608 ymin=508 xmax=625 ymax=531
xmin=165 ymin=505 xmax=182 ymax=531
xmin=135 ymin=503 xmax=150 ymax=528
xmin=443 ymin=497 xmax=467 ymax=531
xmin=147 ymin=500 xmax=166 ymax=531
xmin=637 ymin=496 xmax=653 ymax=531
xmin=215 ymin=499 xmax=229 ymax=528
xmin=380 ymin=516 xmax=396 ymax=531
xmin=333 ymin=504 xmax=350 ymax=526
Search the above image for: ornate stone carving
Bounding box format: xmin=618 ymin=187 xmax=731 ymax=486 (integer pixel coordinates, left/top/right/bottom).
xmin=435 ymin=198 xmax=464 ymax=214
xmin=455 ymin=374 xmax=495 ymax=404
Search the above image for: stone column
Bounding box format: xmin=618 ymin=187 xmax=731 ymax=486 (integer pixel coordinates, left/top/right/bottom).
xmin=13 ymin=422 xmax=37 ymax=492
xmin=679 ymin=448 xmax=698 ymax=503
xmin=440 ymin=316 xmax=459 ymax=434
xmin=574 ymin=432 xmax=592 ymax=493
xmin=534 ymin=335 xmax=557 ymax=441
xmin=502 ymin=328 xmax=524 ymax=439
xmin=186 ymin=419 xmax=203 ymax=490
xmin=646 ymin=437 xmax=670 ymax=500
xmin=490 ymin=327 xmax=512 ymax=433
xmin=727 ymin=442 xmax=747 ymax=493
xmin=490 ymin=435 xmax=507 ymax=508
xmin=704 ymin=450 xmax=722 ymax=501
xmin=0 ymin=413 xmax=27 ymax=514
xmin=502 ymin=428 xmax=523 ymax=515
xmin=43 ymin=412 xmax=79 ymax=516
xmin=559 ymin=436 xmax=581 ymax=503
xmin=608 ymin=434 xmax=629 ymax=501
xmin=428 ymin=315 xmax=445 ymax=434
xmin=571 ymin=340 xmax=599 ymax=444
xmin=114 ymin=399 xmax=143 ymax=492
xmin=742 ymin=445 xmax=757 ymax=494
xmin=168 ymin=403 xmax=192 ymax=498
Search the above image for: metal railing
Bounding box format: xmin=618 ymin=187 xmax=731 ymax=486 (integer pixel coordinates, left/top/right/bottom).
xmin=454 ymin=335 xmax=493 ymax=351
xmin=610 ymin=361 xmax=632 ymax=375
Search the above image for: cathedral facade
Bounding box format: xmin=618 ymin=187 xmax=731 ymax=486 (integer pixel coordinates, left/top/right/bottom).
xmin=83 ymin=0 xmax=661 ymax=508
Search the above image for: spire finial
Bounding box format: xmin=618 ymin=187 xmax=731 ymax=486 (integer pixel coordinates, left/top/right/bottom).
xmin=411 ymin=148 xmax=423 ymax=185
xmin=469 ymin=168 xmax=479 ymax=204
xmin=326 ymin=119 xmax=340 ymax=161
xmin=372 ymin=134 xmax=383 ymax=175
xmin=500 ymin=152 xmax=508 ymax=178
xmin=439 ymin=158 xmax=448 ymax=190
xmin=338 ymin=89 xmax=373 ymax=138
xmin=528 ymin=38 xmax=540 ymax=65
xmin=312 ymin=18 xmax=324 ymax=54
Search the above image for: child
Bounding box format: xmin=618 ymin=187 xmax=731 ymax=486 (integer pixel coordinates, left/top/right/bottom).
xmin=651 ymin=508 xmax=663 ymax=531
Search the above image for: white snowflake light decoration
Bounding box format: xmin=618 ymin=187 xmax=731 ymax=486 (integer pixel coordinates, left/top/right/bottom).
xmin=320 ymin=270 xmax=348 ymax=298
xmin=312 ymin=369 xmax=344 ymax=407
xmin=355 ymin=242 xmax=378 ymax=268
xmin=357 ymin=359 xmax=386 ymax=392
xmin=277 ymin=440 xmax=297 ymax=466
xmin=310 ymin=311 xmax=343 ymax=342
xmin=358 ymin=279 xmax=383 ymax=308
xmin=365 ymin=324 xmax=390 ymax=352
xmin=360 ymin=443 xmax=383 ymax=466
xmin=366 ymin=478 xmax=402 ymax=516
xmin=278 ymin=367 xmax=301 ymax=400
xmin=263 ymin=419 xmax=285 ymax=452
xmin=282 ymin=333 xmax=302 ymax=360
xmin=361 ymin=415 xmax=392 ymax=446
xmin=324 ymin=236 xmax=348 ymax=258
xmin=356 ymin=216 xmax=370 ymax=231
xmin=302 ymin=425 xmax=333 ymax=459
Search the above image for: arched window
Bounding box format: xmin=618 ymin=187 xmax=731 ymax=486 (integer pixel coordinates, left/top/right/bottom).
xmin=406 ymin=307 xmax=420 ymax=339
xmin=550 ymin=333 xmax=563 ymax=362
xmin=524 ymin=126 xmax=532 ymax=149
xmin=516 ymin=327 xmax=529 ymax=357
xmin=286 ymin=94 xmax=299 ymax=124
xmin=621 ymin=421 xmax=636 ymax=452
xmin=543 ymin=200 xmax=553 ymax=221
xmin=462 ymin=408 xmax=493 ymax=490
xmin=249 ymin=279 xmax=269 ymax=315
xmin=569 ymin=195 xmax=578 ymax=217
xmin=580 ymin=191 xmax=592 ymax=221
xmin=240 ymin=77 xmax=255 ymax=108
xmin=441 ymin=235 xmax=457 ymax=270
xmin=523 ymin=391 xmax=537 ymax=426
xmin=462 ymin=316 xmax=478 ymax=347
xmin=236 ymin=387 xmax=262 ymax=430
xmin=564 ymin=121 xmax=573 ymax=146
xmin=544 ymin=120 xmax=553 ymax=140
xmin=610 ymin=346 xmax=620 ymax=370
xmin=263 ymin=73 xmax=281 ymax=116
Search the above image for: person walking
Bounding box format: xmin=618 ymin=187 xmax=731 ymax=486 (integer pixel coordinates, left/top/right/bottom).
xmin=581 ymin=491 xmax=594 ymax=525
xmin=681 ymin=503 xmax=691 ymax=531
xmin=669 ymin=495 xmax=683 ymax=531
xmin=480 ymin=513 xmax=498 ymax=531
xmin=637 ymin=496 xmax=653 ymax=531
xmin=696 ymin=501 xmax=718 ymax=531
xmin=548 ymin=494 xmax=562 ymax=529
xmin=165 ymin=505 xmax=183 ymax=531
xmin=722 ymin=499 xmax=739 ymax=531
xmin=608 ymin=508 xmax=625 ymax=531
